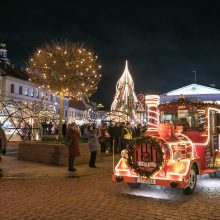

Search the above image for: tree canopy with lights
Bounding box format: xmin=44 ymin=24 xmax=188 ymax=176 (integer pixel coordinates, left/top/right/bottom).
xmin=27 ymin=40 xmax=102 ymax=138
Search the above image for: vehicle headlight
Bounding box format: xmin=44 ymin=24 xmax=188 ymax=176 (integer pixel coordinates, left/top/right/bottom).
xmin=173 ymin=160 xmax=184 ymax=173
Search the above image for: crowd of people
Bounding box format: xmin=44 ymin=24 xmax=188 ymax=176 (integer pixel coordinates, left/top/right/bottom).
xmin=0 ymin=119 xmax=148 ymax=178
xmin=98 ymin=122 xmax=147 ymax=153
xmin=62 ymin=120 xmax=148 ymax=177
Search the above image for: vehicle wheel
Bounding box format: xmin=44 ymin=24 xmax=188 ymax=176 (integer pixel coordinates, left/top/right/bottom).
xmin=209 ymin=172 xmax=216 ymax=178
xmin=183 ymin=166 xmax=197 ymax=195
xmin=127 ymin=183 xmax=141 ymax=188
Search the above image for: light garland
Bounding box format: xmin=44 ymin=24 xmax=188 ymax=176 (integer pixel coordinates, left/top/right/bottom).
xmin=126 ymin=136 xmax=164 ymax=178
xmin=145 ymin=95 xmax=160 ymax=133
xmin=111 ymin=60 xmax=138 ymax=119
xmin=27 ymin=40 xmax=102 ymax=100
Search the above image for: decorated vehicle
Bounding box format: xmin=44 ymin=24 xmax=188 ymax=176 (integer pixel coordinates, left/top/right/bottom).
xmin=112 ymin=95 xmax=220 ymax=194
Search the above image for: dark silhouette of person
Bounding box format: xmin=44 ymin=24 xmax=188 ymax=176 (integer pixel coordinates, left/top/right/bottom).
xmin=62 ymin=121 xmax=67 ymax=138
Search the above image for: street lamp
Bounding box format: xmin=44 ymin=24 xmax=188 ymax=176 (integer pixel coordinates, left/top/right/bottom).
xmin=96 ymin=103 xmax=104 ymax=124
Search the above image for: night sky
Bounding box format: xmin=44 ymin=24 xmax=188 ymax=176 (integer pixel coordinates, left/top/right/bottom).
xmin=1 ymin=1 xmax=220 ymax=108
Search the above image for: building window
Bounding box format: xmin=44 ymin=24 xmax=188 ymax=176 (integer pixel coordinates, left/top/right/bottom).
xmin=36 ymin=90 xmax=39 ymax=98
xmin=19 ymin=86 xmax=22 ymax=95
xmin=24 ymin=87 xmax=29 ymax=96
xmin=31 ymin=89 xmax=34 ymax=97
xmin=10 ymin=84 xmax=14 ymax=93
xmin=64 ymin=110 xmax=68 ymax=117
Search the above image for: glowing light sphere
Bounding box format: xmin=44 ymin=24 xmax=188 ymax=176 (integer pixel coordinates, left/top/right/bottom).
xmin=27 ymin=40 xmax=102 ymax=100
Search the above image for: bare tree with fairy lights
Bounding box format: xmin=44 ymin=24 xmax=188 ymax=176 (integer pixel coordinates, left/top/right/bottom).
xmin=27 ymin=40 xmax=102 ymax=139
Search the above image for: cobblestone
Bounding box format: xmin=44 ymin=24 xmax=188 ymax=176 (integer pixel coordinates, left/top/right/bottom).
xmin=0 ymin=173 xmax=220 ymax=219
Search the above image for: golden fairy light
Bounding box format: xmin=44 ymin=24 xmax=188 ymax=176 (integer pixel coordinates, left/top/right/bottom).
xmin=26 ymin=40 xmax=102 ymax=100
xmin=27 ymin=40 xmax=102 ymax=139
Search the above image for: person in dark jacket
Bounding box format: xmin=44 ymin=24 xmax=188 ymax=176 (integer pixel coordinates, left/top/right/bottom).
xmin=62 ymin=121 xmax=67 ymax=138
xmin=0 ymin=125 xmax=7 ymax=159
xmin=87 ymin=125 xmax=100 ymax=168
xmin=113 ymin=122 xmax=122 ymax=153
xmin=65 ymin=123 xmax=80 ymax=177
xmin=0 ymin=125 xmax=7 ymax=178
xmin=108 ymin=122 xmax=115 ymax=152
xmin=135 ymin=124 xmax=142 ymax=138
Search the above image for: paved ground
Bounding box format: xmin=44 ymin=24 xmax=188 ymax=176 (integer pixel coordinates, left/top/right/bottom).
xmin=1 ymin=154 xmax=220 ymax=220
xmin=1 ymin=153 xmax=119 ymax=178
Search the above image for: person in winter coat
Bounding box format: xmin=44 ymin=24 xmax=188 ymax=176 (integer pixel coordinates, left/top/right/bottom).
xmin=100 ymin=123 xmax=111 ymax=153
xmin=113 ymin=122 xmax=122 ymax=153
xmin=65 ymin=123 xmax=80 ymax=176
xmin=62 ymin=121 xmax=67 ymax=138
xmin=0 ymin=125 xmax=7 ymax=160
xmin=0 ymin=125 xmax=7 ymax=178
xmin=87 ymin=125 xmax=100 ymax=168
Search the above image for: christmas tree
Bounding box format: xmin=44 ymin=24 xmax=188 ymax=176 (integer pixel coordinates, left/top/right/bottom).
xmin=111 ymin=61 xmax=138 ymax=120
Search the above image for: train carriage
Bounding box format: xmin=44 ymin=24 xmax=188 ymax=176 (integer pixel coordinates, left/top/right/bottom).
xmin=112 ymin=95 xmax=220 ymax=194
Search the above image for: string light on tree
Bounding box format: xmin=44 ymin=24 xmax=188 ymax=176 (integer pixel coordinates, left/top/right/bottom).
xmin=111 ymin=60 xmax=138 ymax=120
xmin=27 ymin=40 xmax=102 ymax=139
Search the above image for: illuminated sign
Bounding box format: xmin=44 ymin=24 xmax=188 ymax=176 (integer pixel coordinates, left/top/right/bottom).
xmin=137 ymin=161 xmax=157 ymax=168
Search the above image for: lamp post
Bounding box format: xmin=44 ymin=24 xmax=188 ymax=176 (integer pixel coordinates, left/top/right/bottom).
xmin=96 ymin=103 xmax=104 ymax=124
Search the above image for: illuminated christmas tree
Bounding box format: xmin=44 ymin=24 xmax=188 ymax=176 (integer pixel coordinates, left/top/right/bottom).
xmin=111 ymin=61 xmax=138 ymax=120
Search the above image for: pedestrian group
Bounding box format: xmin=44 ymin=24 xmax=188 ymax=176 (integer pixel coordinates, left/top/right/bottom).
xmin=62 ymin=121 xmax=147 ymax=177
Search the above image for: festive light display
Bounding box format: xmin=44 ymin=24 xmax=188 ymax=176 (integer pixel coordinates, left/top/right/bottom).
xmin=27 ymin=40 xmax=101 ymax=100
xmin=126 ymin=136 xmax=164 ymax=178
xmin=145 ymin=95 xmax=160 ymax=133
xmin=30 ymin=101 xmax=56 ymax=123
xmin=112 ymin=96 xmax=220 ymax=195
xmin=27 ymin=40 xmax=102 ymax=138
xmin=110 ymin=60 xmax=138 ymax=121
xmin=0 ymin=100 xmax=41 ymax=141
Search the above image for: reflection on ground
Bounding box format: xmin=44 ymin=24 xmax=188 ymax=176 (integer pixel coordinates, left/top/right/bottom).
xmin=121 ymin=174 xmax=220 ymax=201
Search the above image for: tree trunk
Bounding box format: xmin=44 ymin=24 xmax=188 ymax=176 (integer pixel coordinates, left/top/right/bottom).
xmin=58 ymin=92 xmax=64 ymax=140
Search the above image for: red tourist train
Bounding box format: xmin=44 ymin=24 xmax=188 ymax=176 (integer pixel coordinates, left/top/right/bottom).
xmin=112 ymin=95 xmax=220 ymax=194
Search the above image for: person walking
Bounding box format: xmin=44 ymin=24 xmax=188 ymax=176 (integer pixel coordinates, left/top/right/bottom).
xmin=65 ymin=123 xmax=80 ymax=177
xmin=87 ymin=125 xmax=99 ymax=168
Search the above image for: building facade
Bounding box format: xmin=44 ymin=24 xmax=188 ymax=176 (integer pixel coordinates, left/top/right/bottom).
xmin=160 ymin=83 xmax=220 ymax=104
xmin=0 ymin=43 xmax=68 ymax=122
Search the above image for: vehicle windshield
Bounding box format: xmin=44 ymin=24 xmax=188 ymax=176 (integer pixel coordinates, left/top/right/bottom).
xmin=160 ymin=109 xmax=206 ymax=131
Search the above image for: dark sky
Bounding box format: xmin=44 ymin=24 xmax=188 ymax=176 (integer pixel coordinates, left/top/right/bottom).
xmin=1 ymin=0 xmax=220 ymax=108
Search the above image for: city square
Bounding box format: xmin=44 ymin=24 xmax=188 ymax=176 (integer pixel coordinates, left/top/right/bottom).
xmin=1 ymin=1 xmax=220 ymax=220
xmin=1 ymin=155 xmax=220 ymax=220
